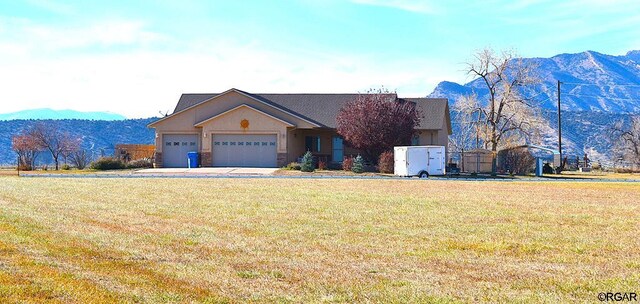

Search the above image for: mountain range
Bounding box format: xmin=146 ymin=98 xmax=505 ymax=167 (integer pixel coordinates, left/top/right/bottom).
xmin=428 ymin=50 xmax=640 ymax=165
xmin=429 ymin=50 xmax=640 ymax=113
xmin=0 ymin=118 xmax=155 ymax=165
xmin=0 ymin=109 xmax=127 ymax=121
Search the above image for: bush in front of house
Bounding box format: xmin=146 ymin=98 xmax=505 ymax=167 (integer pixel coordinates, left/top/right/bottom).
xmin=352 ymin=155 xmax=364 ymax=173
xmin=90 ymin=157 xmax=126 ymax=170
xmin=342 ymin=157 xmax=354 ymax=171
xmin=284 ymin=162 xmax=301 ymax=170
xmin=318 ymin=159 xmax=327 ymax=170
xmin=377 ymin=151 xmax=394 ymax=173
xmin=126 ymin=158 xmax=153 ymax=169
xmin=300 ymin=151 xmax=315 ymax=172
xmin=61 ymin=164 xmax=71 ymax=170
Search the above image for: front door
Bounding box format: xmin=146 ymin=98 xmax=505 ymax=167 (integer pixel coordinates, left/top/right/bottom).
xmin=332 ymin=136 xmax=344 ymax=162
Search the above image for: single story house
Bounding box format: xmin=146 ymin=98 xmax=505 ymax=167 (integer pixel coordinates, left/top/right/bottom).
xmin=148 ymin=88 xmax=451 ymax=168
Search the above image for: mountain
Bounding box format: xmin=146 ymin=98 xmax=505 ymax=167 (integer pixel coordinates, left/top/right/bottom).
xmin=0 ymin=118 xmax=156 ymax=165
xmin=430 ymin=50 xmax=640 ymax=113
xmin=429 ymin=50 xmax=640 ymax=164
xmin=0 ymin=108 xmax=127 ymax=121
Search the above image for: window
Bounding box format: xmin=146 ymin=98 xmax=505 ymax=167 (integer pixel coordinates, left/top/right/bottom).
xmin=190 ymin=142 xmax=196 ymax=146
xmin=214 ymin=142 xmax=220 ymax=146
xmin=332 ymin=136 xmax=344 ymax=162
xmin=246 ymin=142 xmax=252 ymax=146
xmin=305 ymin=136 xmax=322 ymax=152
xmin=269 ymin=142 xmax=276 ymax=146
xmin=230 ymin=142 xmax=236 ymax=146
xmin=166 ymin=142 xmax=171 ymax=146
xmin=173 ymin=142 xmax=179 ymax=146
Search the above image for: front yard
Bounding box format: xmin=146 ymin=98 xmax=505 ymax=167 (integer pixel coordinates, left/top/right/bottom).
xmin=0 ymin=177 xmax=638 ymax=302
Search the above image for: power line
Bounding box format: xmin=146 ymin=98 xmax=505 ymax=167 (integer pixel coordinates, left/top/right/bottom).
xmin=563 ymin=93 xmax=640 ymax=101
xmin=562 ymin=82 xmax=640 ymax=88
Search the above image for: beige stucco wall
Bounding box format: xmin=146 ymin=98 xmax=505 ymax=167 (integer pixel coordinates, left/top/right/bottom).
xmin=199 ymin=106 xmax=290 ymax=153
xmin=286 ymin=129 xmax=337 ymax=163
xmin=151 ymin=90 xmax=317 ymax=153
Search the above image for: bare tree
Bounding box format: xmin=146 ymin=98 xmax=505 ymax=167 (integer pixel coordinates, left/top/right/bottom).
xmin=12 ymin=130 xmax=44 ymax=171
xmin=463 ymin=48 xmax=544 ymax=174
xmin=449 ymin=95 xmax=482 ymax=171
xmin=70 ymin=149 xmax=91 ymax=170
xmin=612 ymin=116 xmax=640 ymax=169
xmin=31 ymin=122 xmax=80 ymax=170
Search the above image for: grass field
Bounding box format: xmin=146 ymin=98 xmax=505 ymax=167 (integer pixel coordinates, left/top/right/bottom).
xmin=0 ymin=177 xmax=638 ymax=303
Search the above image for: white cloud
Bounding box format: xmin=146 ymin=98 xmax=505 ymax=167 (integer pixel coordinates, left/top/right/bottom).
xmin=0 ymin=19 xmax=457 ymax=118
xmin=5 ymin=19 xmax=165 ymax=51
xmin=25 ymin=0 xmax=75 ymax=15
xmin=349 ymin=0 xmax=438 ymax=14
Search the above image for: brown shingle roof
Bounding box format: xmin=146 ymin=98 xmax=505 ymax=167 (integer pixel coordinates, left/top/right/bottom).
xmin=172 ymin=91 xmax=449 ymax=130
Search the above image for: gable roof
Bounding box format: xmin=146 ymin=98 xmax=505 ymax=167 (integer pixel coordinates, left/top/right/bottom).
xmin=169 ymin=90 xmax=449 ymax=130
xmin=194 ymin=104 xmax=294 ymax=127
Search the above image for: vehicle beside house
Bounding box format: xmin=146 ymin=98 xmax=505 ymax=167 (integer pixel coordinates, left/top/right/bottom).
xmin=393 ymin=146 xmax=446 ymax=178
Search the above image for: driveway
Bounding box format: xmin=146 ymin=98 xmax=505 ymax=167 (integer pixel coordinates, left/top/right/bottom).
xmin=134 ymin=167 xmax=279 ymax=176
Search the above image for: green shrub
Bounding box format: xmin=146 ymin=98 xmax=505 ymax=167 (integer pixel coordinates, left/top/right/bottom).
xmin=342 ymin=157 xmax=354 ymax=171
xmin=126 ymin=158 xmax=153 ymax=169
xmin=352 ymin=155 xmax=364 ymax=173
xmin=61 ymin=164 xmax=71 ymax=170
xmin=377 ymin=151 xmax=394 ymax=173
xmin=300 ymin=151 xmax=314 ymax=172
xmin=284 ymin=162 xmax=301 ymax=170
xmin=90 ymin=157 xmax=125 ymax=170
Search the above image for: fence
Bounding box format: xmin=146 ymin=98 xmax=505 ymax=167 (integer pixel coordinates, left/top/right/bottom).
xmin=448 ymin=149 xmax=494 ymax=173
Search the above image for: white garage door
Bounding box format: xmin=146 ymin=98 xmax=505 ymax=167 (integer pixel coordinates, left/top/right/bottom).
xmin=163 ymin=134 xmax=198 ymax=168
xmin=212 ymin=134 xmax=277 ymax=167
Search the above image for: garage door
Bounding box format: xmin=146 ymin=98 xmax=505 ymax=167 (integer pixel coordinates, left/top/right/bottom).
xmin=212 ymin=134 xmax=277 ymax=167
xmin=163 ymin=134 xmax=198 ymax=168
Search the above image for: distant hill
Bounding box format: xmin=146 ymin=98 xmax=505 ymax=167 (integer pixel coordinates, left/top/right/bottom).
xmin=0 ymin=118 xmax=157 ymax=165
xmin=429 ymin=50 xmax=640 ymax=113
xmin=429 ymin=50 xmax=640 ymax=164
xmin=0 ymin=108 xmax=127 ymax=121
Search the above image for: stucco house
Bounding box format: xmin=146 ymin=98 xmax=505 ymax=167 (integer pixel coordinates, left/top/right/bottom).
xmin=149 ymin=88 xmax=451 ymax=168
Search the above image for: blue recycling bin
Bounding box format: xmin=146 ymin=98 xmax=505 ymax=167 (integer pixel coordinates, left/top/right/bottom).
xmin=535 ymin=157 xmax=543 ymax=177
xmin=187 ymin=152 xmax=199 ymax=168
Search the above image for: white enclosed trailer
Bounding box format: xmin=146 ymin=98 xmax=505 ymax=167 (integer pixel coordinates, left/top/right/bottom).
xmin=394 ymin=146 xmax=446 ymax=178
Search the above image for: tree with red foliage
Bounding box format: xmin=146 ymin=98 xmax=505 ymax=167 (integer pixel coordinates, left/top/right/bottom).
xmin=336 ymin=88 xmax=421 ymax=162
xmin=12 ymin=130 xmax=44 ymax=171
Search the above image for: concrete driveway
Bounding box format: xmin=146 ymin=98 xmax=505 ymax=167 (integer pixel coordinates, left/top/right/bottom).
xmin=134 ymin=167 xmax=278 ymax=176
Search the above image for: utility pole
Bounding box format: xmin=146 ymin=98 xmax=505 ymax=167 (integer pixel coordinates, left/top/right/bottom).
xmin=557 ymin=80 xmax=563 ymax=171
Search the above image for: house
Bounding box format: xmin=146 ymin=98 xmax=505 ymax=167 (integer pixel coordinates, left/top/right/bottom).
xmin=148 ymin=88 xmax=451 ymax=168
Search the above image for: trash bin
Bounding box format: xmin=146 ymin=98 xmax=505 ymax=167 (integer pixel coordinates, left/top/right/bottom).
xmin=187 ymin=152 xmax=199 ymax=168
xmin=535 ymin=157 xmax=543 ymax=177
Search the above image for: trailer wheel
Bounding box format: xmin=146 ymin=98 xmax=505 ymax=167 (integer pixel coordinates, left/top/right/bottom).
xmin=419 ymin=171 xmax=429 ymax=179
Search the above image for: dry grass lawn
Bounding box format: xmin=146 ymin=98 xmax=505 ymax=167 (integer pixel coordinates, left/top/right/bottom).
xmin=0 ymin=177 xmax=638 ymax=303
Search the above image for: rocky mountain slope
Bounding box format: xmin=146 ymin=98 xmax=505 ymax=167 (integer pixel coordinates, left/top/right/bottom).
xmin=429 ymin=50 xmax=640 ymax=164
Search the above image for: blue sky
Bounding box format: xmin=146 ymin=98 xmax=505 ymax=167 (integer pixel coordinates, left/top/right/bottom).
xmin=1 ymin=0 xmax=639 ymax=118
